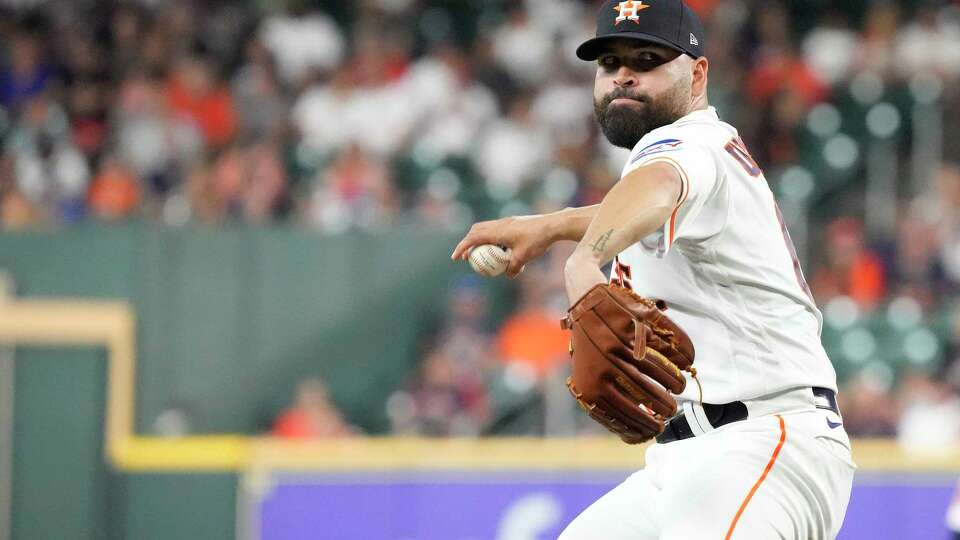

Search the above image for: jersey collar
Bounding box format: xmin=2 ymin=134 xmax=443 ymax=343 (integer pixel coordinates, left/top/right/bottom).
xmin=674 ymin=106 xmax=719 ymax=125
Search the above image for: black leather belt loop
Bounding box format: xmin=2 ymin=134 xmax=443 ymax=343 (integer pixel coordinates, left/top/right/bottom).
xmin=656 ymin=387 xmax=838 ymax=444
xmin=812 ymin=386 xmax=840 ymax=415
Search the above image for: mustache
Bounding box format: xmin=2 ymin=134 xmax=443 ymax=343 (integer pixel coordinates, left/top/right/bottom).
xmin=600 ymin=89 xmax=650 ymax=107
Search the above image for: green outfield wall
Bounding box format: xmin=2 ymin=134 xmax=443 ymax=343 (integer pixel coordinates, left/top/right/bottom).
xmin=0 ymin=224 xmax=479 ymax=540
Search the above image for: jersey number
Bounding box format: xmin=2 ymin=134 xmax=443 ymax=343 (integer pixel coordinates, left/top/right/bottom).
xmin=775 ymin=203 xmax=814 ymax=302
xmin=724 ymin=137 xmax=813 ymax=301
xmin=724 ymin=137 xmax=762 ymax=177
xmin=612 ymin=258 xmax=633 ymax=290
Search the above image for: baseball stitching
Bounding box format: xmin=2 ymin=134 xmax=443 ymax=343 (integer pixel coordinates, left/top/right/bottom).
xmin=473 ymin=246 xmax=508 ymax=274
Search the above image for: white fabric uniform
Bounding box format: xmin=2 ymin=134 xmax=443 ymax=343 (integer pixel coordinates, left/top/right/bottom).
xmin=947 ymin=479 xmax=960 ymax=533
xmin=560 ymin=107 xmax=856 ymax=540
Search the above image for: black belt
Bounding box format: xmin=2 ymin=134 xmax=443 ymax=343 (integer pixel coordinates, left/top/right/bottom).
xmin=656 ymin=387 xmax=839 ymax=444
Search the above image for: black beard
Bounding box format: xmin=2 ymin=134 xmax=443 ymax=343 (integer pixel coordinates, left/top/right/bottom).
xmin=594 ymin=89 xmax=684 ymax=149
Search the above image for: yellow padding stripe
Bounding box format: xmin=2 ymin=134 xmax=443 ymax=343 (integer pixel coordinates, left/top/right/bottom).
xmin=2 ymin=299 xmax=960 ymax=473
xmin=119 ymin=436 xmax=960 ymax=473
xmin=0 ymin=300 xmax=135 ymax=466
xmin=115 ymin=436 xmax=252 ymax=472
xmin=246 ymin=437 xmax=647 ymax=472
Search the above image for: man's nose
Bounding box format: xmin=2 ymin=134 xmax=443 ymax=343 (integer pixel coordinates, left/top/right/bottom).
xmin=613 ymin=66 xmax=637 ymax=88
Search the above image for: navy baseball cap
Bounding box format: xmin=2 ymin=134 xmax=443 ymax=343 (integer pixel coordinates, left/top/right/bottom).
xmin=577 ymin=0 xmax=706 ymax=61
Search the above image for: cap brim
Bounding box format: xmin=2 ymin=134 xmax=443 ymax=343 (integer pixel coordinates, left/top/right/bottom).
xmin=576 ymin=33 xmax=687 ymax=61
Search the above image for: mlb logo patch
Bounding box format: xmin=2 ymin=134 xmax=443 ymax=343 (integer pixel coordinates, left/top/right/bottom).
xmin=614 ymin=1 xmax=650 ymax=25
xmin=631 ymin=138 xmax=684 ymax=163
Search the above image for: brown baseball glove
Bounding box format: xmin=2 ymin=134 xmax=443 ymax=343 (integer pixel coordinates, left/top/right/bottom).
xmin=562 ymin=283 xmax=696 ymax=444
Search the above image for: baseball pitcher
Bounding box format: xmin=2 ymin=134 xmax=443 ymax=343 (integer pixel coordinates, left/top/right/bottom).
xmin=452 ymin=1 xmax=856 ymax=538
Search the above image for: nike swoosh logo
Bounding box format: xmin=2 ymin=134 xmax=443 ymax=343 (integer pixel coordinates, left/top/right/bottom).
xmin=826 ymin=419 xmax=843 ymax=429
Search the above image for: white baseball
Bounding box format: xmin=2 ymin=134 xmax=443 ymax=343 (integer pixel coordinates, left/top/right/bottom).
xmin=468 ymin=244 xmax=511 ymax=277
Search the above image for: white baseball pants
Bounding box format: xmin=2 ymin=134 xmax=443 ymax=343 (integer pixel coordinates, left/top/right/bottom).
xmin=559 ymin=388 xmax=856 ymax=540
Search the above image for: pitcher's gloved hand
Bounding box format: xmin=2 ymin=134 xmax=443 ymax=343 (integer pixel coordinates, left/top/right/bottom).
xmin=562 ymin=284 xmax=696 ymax=444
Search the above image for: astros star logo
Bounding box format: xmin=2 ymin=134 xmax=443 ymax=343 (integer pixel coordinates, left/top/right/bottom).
xmin=614 ymin=1 xmax=650 ymax=25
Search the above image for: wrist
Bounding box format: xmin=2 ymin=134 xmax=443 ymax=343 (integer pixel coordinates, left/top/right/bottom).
xmin=544 ymin=208 xmax=577 ymax=243
xmin=536 ymin=211 xmax=561 ymax=244
xmin=564 ymin=254 xmax=606 ymax=304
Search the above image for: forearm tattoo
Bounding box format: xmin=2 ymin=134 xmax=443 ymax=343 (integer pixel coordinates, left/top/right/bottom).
xmin=590 ymin=229 xmax=614 ymax=257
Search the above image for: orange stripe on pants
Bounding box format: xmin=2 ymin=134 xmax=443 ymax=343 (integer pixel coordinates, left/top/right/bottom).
xmin=724 ymin=415 xmax=787 ymax=540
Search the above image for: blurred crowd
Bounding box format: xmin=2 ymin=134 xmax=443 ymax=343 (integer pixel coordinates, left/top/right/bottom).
xmin=3 ymin=0 xmax=960 ymax=447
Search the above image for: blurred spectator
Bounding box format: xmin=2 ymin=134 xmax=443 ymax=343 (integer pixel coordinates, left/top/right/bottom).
xmin=936 ymin=163 xmax=960 ymax=284
xmin=388 ymin=345 xmax=489 ymax=437
xmin=136 ymin=12 xmax=174 ymax=76
xmin=8 ymin=96 xmax=89 ymax=223
xmin=305 ymin=144 xmax=399 ymax=231
xmin=746 ymin=51 xmax=826 ymax=167
xmin=292 ymin=65 xmax=353 ymax=155
xmin=409 ymin=46 xmax=499 ymax=160
xmin=883 ymin=206 xmax=949 ymax=311
xmin=87 ymin=157 xmax=139 ymax=220
xmin=946 ymin=86 xmax=960 ymax=162
xmin=531 ymin=65 xmax=594 ymax=149
xmin=231 ymin=39 xmax=288 ymax=139
xmin=491 ymin=6 xmax=552 ymax=88
xmin=840 ymin=370 xmax=899 ymax=437
xmin=753 ymin=88 xmax=807 ymax=167
xmin=434 ymin=275 xmax=496 ymax=371
xmin=893 ymin=4 xmax=960 ymax=79
xmin=469 ymin=36 xmax=518 ymax=108
xmin=293 ymin=40 xmax=416 ymax=158
xmin=685 ymin=0 xmax=722 ymax=18
xmin=152 ymin=403 xmax=193 ymax=437
xmin=578 ymin=157 xmax=622 ymax=206
xmin=165 ymin=55 xmax=237 ymax=148
xmin=388 ymin=276 xmax=494 ymax=436
xmin=200 ymin=140 xmax=288 ymax=223
xmin=802 ymin=9 xmax=858 ymax=86
xmin=0 ymin=187 xmax=39 ymax=229
xmin=272 ymin=377 xmax=356 ymax=439
xmin=743 ymin=3 xmax=828 ymax=167
xmin=494 ymin=266 xmax=570 ymax=380
xmin=811 ymin=217 xmax=886 ymax=310
xmin=522 ymin=0 xmax=585 ymax=38
xmin=344 ymin=35 xmax=417 ymax=158
xmin=58 ymin=31 xmax=109 ymax=160
xmin=856 ymin=1 xmax=900 ymax=76
xmin=114 ymin=70 xmax=194 ymax=199
xmin=259 ymin=8 xmax=344 ymax=88
xmin=66 ymin=79 xmax=108 ymax=160
xmin=474 ymin=93 xmax=552 ymax=198
xmin=0 ymin=32 xmax=51 ymax=111
xmin=896 ymin=371 xmax=960 ymax=452
xmin=108 ymin=5 xmax=147 ymax=77
xmin=242 ymin=141 xmax=289 ymax=222
xmin=746 ymin=5 xmax=829 ymax=108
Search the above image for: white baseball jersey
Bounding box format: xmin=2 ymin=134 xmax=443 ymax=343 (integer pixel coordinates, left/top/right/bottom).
xmin=611 ymin=106 xmax=837 ymax=404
